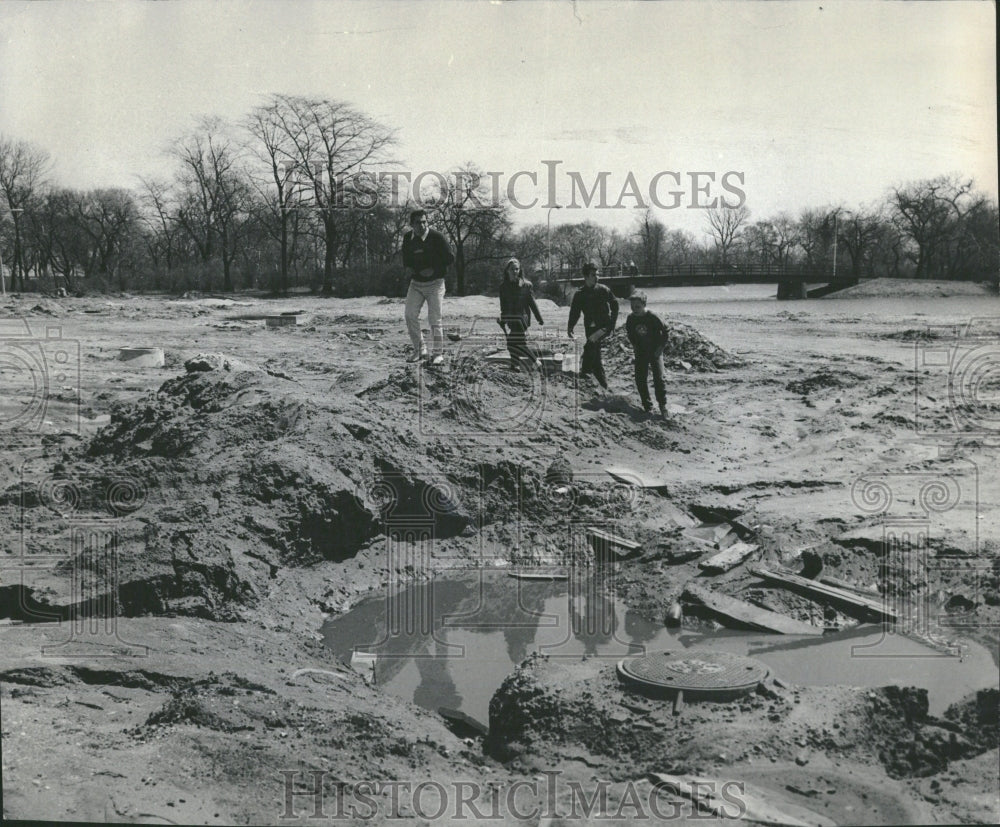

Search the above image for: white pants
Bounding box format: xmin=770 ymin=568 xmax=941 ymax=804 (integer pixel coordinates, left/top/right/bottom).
xmin=404 ymin=278 xmax=446 ymax=354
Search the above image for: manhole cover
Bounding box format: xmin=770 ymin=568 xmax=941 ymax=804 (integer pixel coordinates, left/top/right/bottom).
xmin=617 ymin=650 xmax=769 ymax=700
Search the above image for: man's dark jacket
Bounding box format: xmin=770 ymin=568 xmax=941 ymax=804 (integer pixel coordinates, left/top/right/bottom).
xmin=402 ymin=229 xmax=455 ymax=282
xmin=567 ymin=283 xmax=620 ymax=335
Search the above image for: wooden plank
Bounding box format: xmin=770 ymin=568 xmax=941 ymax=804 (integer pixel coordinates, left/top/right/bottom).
xmin=698 ymin=541 xmax=759 ymax=573
xmin=586 ymin=527 xmax=641 ymax=560
xmin=751 ymin=566 xmax=897 ymax=621
xmin=507 ymin=571 xmax=569 ymax=581
xmin=605 ymin=467 xmax=669 ymax=489
xmin=682 ymin=582 xmax=823 ymax=636
xmin=818 ymin=575 xmax=880 ymax=597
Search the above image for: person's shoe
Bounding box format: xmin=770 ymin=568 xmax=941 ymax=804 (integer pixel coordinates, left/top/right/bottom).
xmin=407 ymin=348 xmax=428 ymax=363
xmin=430 ymin=354 xmax=445 ymax=366
xmin=659 ymin=404 xmax=668 ymax=419
xmin=643 ymin=403 xmax=653 ymax=414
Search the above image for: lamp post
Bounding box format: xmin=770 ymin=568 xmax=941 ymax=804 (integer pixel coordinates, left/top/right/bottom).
xmin=546 ymin=204 xmax=562 ymax=281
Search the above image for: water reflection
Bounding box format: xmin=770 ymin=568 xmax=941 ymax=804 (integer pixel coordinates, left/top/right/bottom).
xmin=325 ymin=570 xmax=648 ymax=722
xmin=323 ymin=572 xmax=998 ymax=722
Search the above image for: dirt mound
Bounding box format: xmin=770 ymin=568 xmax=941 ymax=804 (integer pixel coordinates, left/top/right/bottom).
xmin=487 ymin=655 xmax=994 ymax=783
xmin=785 ymin=369 xmax=869 ymax=396
xmin=828 ymin=278 xmax=997 ymax=299
xmin=9 ymin=355 xmax=501 ymax=622
xmin=602 ymin=322 xmax=743 ymax=373
xmin=943 ymin=688 xmax=999 ymax=751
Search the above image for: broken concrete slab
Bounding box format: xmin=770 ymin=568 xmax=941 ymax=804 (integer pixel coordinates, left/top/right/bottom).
xmin=682 ymin=582 xmax=824 ymax=635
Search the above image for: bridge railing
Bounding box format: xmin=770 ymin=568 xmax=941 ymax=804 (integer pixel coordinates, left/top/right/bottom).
xmin=554 ymin=263 xmax=840 ymax=284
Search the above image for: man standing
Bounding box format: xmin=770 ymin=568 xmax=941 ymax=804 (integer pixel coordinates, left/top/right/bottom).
xmin=567 ymin=261 xmax=619 ymax=392
xmin=402 ymin=209 xmax=454 ymax=365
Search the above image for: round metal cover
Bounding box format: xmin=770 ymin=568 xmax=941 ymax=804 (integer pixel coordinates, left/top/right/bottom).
xmin=617 ymin=650 xmax=769 ymax=699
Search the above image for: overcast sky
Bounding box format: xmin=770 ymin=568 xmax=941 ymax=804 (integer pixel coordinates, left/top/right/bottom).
xmin=0 ymin=0 xmax=996 ymax=236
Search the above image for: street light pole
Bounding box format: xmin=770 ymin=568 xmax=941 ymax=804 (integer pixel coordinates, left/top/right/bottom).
xmin=546 ymin=204 xmax=562 ymax=281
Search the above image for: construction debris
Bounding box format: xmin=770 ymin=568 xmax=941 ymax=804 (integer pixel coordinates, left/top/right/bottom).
xmin=438 ymin=706 xmax=488 ymax=738
xmin=682 ymin=582 xmax=824 ymax=635
xmin=698 ymin=541 xmax=759 ymax=573
xmin=684 ymin=524 xmax=734 ymax=548
xmin=586 ymin=527 xmax=642 ymax=560
xmin=751 ymin=566 xmax=898 ymax=622
xmin=605 ymin=467 xmax=669 ymax=489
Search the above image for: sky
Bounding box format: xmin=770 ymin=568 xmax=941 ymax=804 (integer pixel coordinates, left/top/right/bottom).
xmin=0 ymin=0 xmax=996 ymax=237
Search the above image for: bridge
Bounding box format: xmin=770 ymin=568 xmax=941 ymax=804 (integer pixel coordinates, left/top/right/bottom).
xmin=554 ymin=264 xmax=860 ymax=299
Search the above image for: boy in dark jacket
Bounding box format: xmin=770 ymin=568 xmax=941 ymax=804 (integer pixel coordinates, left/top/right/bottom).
xmin=567 ymin=262 xmax=619 ymax=391
xmin=497 ymin=258 xmax=544 ymax=369
xmin=625 ymin=291 xmax=669 ymax=417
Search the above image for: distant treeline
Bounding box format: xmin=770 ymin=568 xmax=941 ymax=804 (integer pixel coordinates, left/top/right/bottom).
xmin=1 ymin=95 xmax=997 ymax=297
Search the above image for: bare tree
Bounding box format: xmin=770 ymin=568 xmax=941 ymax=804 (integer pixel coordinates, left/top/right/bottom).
xmin=509 ymin=224 xmax=547 ymax=279
xmin=28 ymin=188 xmax=87 ymax=291
xmin=171 ymin=117 xmax=250 ymax=292
xmin=890 ymin=176 xmax=997 ymax=279
xmin=427 ymin=164 xmax=510 ymax=296
xmin=76 ymin=188 xmax=140 ymax=288
xmin=245 ymin=100 xmax=313 ymax=294
xmin=837 ymin=208 xmax=884 ymax=278
xmin=794 ymin=208 xmax=835 ymax=274
xmin=552 ymin=221 xmax=606 ymax=275
xmin=137 ymin=178 xmax=185 ymax=284
xmin=705 ymin=204 xmax=750 ymax=266
xmin=258 ymin=95 xmax=396 ymax=295
xmin=634 ymin=208 xmax=666 ymax=274
xmin=0 ymin=135 xmax=50 ymax=290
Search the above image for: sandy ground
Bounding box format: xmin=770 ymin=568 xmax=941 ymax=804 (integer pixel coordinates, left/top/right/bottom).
xmin=1 ymin=281 xmax=998 ymax=824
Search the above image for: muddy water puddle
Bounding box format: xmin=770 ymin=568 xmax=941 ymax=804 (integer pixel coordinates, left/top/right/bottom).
xmin=323 ymin=572 xmax=997 ymax=723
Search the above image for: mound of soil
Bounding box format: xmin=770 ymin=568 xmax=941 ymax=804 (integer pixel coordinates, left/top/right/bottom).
xmin=828 ymin=278 xmax=996 ymax=299
xmin=487 ymin=655 xmax=995 ymax=782
xmin=6 ymin=354 xmax=495 ymax=623
xmin=785 ymin=369 xmax=870 ymax=396
xmin=602 ymin=322 xmax=743 ymax=373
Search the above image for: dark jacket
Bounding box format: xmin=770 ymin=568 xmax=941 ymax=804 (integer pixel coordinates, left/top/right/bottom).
xmin=401 ymin=228 xmax=455 ymax=282
xmin=625 ymin=310 xmax=668 ymax=355
xmin=499 ymin=279 xmax=544 ymax=328
xmin=567 ymin=283 xmax=619 ymax=335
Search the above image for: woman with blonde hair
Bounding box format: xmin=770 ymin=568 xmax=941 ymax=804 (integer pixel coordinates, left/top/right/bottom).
xmin=497 ymin=257 xmax=544 ymax=370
